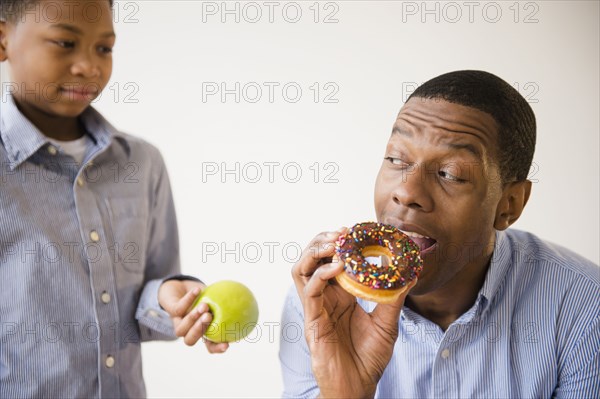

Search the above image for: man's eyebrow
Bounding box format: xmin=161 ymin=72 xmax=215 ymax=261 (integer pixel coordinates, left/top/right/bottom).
xmin=50 ymin=23 xmax=116 ymax=38
xmin=445 ymin=142 xmax=482 ymax=159
xmin=391 ymin=126 xmax=482 ymax=159
xmin=392 ymin=126 xmax=411 ymax=137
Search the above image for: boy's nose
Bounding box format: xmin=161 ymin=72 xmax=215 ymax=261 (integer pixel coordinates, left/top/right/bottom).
xmin=392 ymin=163 xmax=434 ymax=212
xmin=71 ymin=57 xmax=101 ymax=79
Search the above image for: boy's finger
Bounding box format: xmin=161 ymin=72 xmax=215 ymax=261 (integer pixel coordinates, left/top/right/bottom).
xmin=170 ymin=287 xmax=202 ymax=317
xmin=183 ymin=311 xmax=213 ymax=346
xmin=171 ymin=316 xmax=183 ymax=332
xmin=205 ymin=341 xmax=229 ymax=354
xmin=174 ymin=302 xmax=208 ymax=337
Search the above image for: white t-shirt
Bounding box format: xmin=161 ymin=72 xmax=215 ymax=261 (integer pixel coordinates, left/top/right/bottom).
xmin=47 ymin=134 xmax=91 ymax=165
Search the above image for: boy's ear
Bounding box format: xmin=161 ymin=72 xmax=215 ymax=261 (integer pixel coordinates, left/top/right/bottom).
xmin=494 ymin=180 xmax=532 ymax=231
xmin=0 ymin=21 xmax=8 ymax=61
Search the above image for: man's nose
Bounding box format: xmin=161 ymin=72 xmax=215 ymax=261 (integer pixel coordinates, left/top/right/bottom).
xmin=392 ymin=163 xmax=434 ymax=212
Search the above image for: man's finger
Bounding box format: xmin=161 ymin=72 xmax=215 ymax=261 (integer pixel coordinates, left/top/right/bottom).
xmin=370 ymin=278 xmax=417 ymax=331
xmin=302 ymin=258 xmax=344 ymax=323
xmin=292 ymin=229 xmax=346 ymax=295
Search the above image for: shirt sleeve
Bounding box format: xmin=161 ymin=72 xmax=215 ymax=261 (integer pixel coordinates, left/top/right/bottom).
xmin=279 ymin=286 xmax=321 ymax=398
xmin=134 ymin=146 xmax=183 ymax=341
xmin=552 ymin=278 xmax=600 ymax=399
xmin=136 ymin=278 xmax=178 ymax=340
xmin=553 ymin=316 xmax=600 ymax=398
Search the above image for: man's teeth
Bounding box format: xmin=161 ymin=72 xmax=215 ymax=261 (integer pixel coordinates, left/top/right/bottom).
xmin=400 ymin=230 xmax=429 ymax=239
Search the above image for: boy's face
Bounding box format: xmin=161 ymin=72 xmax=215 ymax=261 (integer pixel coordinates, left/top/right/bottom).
xmin=374 ymin=97 xmax=507 ymax=295
xmin=0 ymin=0 xmax=115 ymax=117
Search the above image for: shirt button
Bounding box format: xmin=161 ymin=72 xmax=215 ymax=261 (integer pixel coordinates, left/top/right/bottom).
xmin=105 ymin=355 xmax=115 ymax=368
xmin=47 ymin=145 xmax=58 ymax=155
xmin=148 ymin=310 xmax=159 ymax=318
xmin=101 ymin=291 xmax=111 ymax=304
xmin=77 ymin=176 xmax=85 ymax=187
xmin=90 ymin=230 xmax=100 ymax=242
xmin=441 ymin=349 xmax=450 ymax=359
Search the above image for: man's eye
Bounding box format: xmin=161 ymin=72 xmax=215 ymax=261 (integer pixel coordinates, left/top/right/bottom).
xmin=439 ymin=170 xmax=465 ymax=183
xmin=384 ymin=157 xmax=409 ymax=167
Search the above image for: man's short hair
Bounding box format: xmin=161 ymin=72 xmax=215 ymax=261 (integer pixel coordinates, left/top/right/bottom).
xmin=408 ymin=70 xmax=536 ymax=183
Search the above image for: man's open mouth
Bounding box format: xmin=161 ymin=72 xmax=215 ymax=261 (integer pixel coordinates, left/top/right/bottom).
xmin=399 ymin=230 xmax=437 ymax=254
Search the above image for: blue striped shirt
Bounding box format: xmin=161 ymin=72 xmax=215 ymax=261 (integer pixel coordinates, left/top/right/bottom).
xmin=280 ymin=229 xmax=600 ymax=398
xmin=0 ymin=94 xmax=181 ymax=398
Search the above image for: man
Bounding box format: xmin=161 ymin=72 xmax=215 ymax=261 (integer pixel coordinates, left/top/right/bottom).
xmin=280 ymin=70 xmax=599 ymax=398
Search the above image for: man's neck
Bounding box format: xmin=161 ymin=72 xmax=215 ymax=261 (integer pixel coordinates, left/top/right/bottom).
xmin=406 ymin=250 xmax=494 ymax=331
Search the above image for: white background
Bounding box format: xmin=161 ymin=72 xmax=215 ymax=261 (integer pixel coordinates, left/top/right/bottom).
xmin=3 ymin=1 xmax=599 ymax=397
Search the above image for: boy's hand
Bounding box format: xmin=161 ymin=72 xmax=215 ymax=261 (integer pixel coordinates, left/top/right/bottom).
xmin=158 ymin=279 xmax=230 ymax=354
xmin=292 ymin=228 xmax=415 ymax=398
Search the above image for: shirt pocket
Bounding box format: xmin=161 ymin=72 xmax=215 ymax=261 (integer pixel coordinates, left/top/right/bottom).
xmin=104 ymin=196 xmax=149 ymax=274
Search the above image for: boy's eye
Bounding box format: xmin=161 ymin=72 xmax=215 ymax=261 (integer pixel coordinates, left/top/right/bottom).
xmin=54 ymin=40 xmax=75 ymax=49
xmin=98 ymin=46 xmax=113 ymax=54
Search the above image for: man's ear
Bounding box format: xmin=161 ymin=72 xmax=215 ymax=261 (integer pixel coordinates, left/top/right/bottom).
xmin=0 ymin=21 xmax=9 ymax=62
xmin=494 ymin=180 xmax=532 ymax=231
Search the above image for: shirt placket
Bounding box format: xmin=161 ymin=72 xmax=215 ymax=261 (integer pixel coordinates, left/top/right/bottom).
xmin=73 ymin=154 xmax=121 ymax=399
xmin=430 ymin=300 xmax=482 ymax=398
xmin=431 ymin=326 xmax=459 ymax=398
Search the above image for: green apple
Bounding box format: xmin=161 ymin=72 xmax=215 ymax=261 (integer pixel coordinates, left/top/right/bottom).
xmin=192 ymin=280 xmax=259 ymax=343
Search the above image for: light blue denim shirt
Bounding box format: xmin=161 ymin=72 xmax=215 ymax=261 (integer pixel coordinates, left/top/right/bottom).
xmin=1 ymin=95 xmax=181 ymax=398
xmin=280 ymin=229 xmax=600 ymax=398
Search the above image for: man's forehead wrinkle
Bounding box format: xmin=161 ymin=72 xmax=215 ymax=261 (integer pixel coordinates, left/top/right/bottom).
xmin=392 ymin=111 xmax=491 ymax=165
xmin=394 ymin=115 xmax=483 ymax=146
xmin=398 ymin=107 xmax=493 ymax=139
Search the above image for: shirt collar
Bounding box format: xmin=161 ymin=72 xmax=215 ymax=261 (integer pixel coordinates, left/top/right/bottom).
xmin=400 ymin=229 xmax=514 ymax=324
xmin=478 ymin=229 xmax=513 ymax=315
xmin=1 ymin=93 xmax=129 ymax=170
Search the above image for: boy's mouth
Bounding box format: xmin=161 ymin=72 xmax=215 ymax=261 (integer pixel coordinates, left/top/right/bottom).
xmin=60 ymin=87 xmax=98 ymax=102
xmin=399 ymin=230 xmax=437 ymax=254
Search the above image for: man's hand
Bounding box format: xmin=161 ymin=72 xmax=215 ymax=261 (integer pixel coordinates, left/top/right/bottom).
xmin=292 ymin=228 xmax=416 ymax=398
xmin=158 ymin=279 xmax=229 ymax=353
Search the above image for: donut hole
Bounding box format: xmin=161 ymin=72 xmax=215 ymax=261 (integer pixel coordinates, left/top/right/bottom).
xmin=362 ymin=245 xmax=392 ymax=268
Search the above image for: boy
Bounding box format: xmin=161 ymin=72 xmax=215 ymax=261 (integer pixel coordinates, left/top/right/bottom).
xmin=281 ymin=70 xmax=599 ymax=398
xmin=0 ymin=1 xmax=222 ymax=397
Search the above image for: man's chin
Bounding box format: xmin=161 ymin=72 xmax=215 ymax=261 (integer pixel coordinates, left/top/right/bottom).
xmin=406 ymin=282 xmax=429 ymax=297
xmin=419 ymin=244 xmax=439 ymax=266
xmin=408 ymin=256 xmax=440 ymax=296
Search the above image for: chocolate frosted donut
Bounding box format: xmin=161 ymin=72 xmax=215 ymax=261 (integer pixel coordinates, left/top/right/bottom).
xmin=335 ymin=222 xmax=422 ymax=303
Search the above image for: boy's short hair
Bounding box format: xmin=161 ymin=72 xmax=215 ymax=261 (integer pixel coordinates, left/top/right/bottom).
xmin=408 ymin=70 xmax=536 ymax=183
xmin=1 ymin=0 xmax=114 ymax=22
